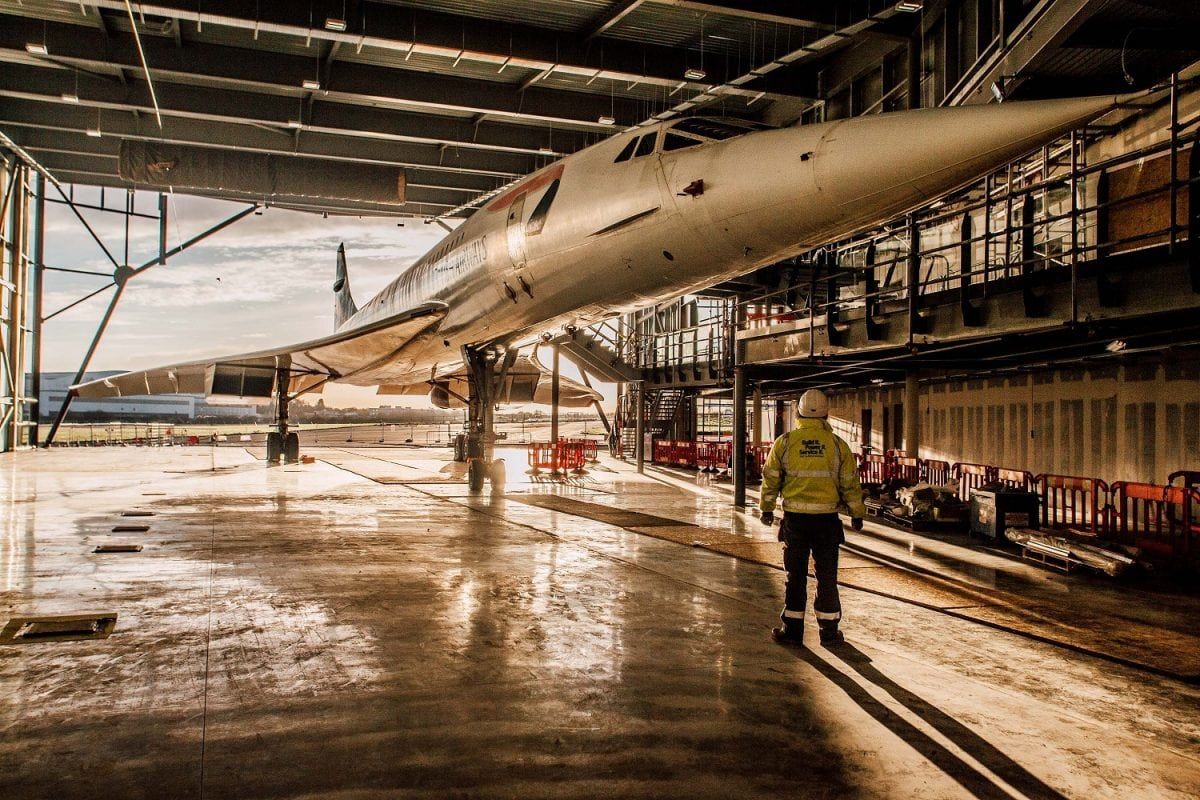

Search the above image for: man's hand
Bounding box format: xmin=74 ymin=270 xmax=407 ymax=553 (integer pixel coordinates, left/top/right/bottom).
xmin=851 ymin=517 xmax=864 ymax=531
xmin=759 ymin=511 xmax=775 ymax=527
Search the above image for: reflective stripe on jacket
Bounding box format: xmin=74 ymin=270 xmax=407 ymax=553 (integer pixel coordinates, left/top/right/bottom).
xmin=759 ymin=418 xmax=867 ymax=517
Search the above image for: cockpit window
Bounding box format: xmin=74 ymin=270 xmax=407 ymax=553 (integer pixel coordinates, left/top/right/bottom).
xmin=613 ymin=137 xmax=639 ymax=163
xmin=634 ymin=132 xmax=657 ymax=157
xmin=663 ymin=133 xmax=703 ymax=152
xmin=670 ymin=117 xmax=762 ymax=141
xmin=525 ymin=179 xmax=559 ymax=236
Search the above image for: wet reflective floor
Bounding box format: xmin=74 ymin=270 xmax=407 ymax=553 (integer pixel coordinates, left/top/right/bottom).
xmin=2 ymin=446 xmax=1199 ymax=799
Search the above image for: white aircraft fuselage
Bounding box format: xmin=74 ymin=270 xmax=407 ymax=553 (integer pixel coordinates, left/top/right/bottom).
xmin=336 ymin=95 xmax=1121 ymax=387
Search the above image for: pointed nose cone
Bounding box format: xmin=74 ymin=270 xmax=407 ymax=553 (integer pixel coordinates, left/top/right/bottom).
xmin=813 ymin=94 xmax=1122 ymax=233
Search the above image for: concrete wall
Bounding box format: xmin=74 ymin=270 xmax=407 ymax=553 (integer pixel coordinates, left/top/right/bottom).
xmin=827 ymin=360 xmax=1200 ymax=485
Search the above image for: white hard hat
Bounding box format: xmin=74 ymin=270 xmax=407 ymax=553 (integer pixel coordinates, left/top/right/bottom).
xmin=798 ymin=389 xmax=829 ymax=419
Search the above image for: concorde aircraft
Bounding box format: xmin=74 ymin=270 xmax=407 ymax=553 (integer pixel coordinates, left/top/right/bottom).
xmin=69 ymin=94 xmax=1128 ymax=487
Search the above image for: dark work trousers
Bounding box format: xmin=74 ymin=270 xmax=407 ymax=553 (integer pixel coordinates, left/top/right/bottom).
xmin=780 ymin=512 xmax=844 ymax=628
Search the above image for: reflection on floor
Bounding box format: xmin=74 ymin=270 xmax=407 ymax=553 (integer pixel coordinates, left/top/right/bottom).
xmin=1 ymin=444 xmax=1198 ymax=799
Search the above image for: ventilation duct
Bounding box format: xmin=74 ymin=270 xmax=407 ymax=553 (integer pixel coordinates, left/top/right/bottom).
xmin=118 ymin=142 xmax=405 ymax=209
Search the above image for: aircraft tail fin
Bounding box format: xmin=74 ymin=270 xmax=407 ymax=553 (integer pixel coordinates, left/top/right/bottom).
xmin=333 ymin=243 xmax=358 ymax=328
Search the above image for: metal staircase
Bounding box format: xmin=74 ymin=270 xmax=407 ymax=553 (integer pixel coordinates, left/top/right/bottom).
xmin=616 ymin=387 xmax=684 ymax=458
xmin=552 ymin=320 xmax=639 ymax=383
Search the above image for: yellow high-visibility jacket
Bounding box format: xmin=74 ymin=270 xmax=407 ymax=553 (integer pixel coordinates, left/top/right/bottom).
xmin=759 ymin=418 xmax=867 ymax=517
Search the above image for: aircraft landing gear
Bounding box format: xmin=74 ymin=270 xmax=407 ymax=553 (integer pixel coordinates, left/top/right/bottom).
xmin=462 ymin=345 xmax=516 ymax=492
xmin=268 ymin=366 xmax=299 ymax=465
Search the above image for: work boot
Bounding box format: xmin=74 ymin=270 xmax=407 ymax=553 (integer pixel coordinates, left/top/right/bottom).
xmin=818 ymin=623 xmax=844 ymax=645
xmin=771 ymin=623 xmax=804 ymax=646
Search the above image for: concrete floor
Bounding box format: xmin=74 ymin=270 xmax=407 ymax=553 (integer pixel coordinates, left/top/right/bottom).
xmin=2 ymin=445 xmax=1199 ymax=799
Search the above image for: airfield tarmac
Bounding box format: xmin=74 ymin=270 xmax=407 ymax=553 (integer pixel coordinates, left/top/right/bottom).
xmin=2 ymin=444 xmax=1198 ymax=799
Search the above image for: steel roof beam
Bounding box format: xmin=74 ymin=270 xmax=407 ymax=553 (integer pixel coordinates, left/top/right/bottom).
xmin=0 ymin=18 xmax=632 ymax=135
xmin=0 ymin=101 xmax=527 ymax=185
xmin=0 ymin=64 xmax=578 ymax=167
xmin=66 ymin=0 xmax=751 ymax=96
xmin=643 ymin=1 xmax=838 ymax=31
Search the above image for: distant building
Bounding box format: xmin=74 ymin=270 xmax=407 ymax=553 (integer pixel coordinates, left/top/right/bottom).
xmin=35 ymin=372 xmax=259 ymax=420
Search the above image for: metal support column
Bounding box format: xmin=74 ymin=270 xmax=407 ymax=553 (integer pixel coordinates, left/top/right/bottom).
xmin=751 ymin=385 xmax=763 ymax=447
xmin=904 ymin=371 xmax=920 ymax=458
xmin=906 ymin=214 xmax=921 ymax=343
xmin=732 ymin=366 xmax=747 ymax=508
xmin=774 ymin=398 xmax=786 ymax=439
xmin=550 ymin=342 xmax=561 ymax=473
xmin=28 ymin=173 xmax=44 ymax=446
xmin=4 ymin=164 xmax=27 ymax=451
xmin=633 ymin=381 xmax=645 ymax=474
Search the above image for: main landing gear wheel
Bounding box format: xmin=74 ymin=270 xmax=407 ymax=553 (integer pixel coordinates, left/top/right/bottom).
xmin=468 ymin=458 xmax=487 ymax=492
xmin=284 ymin=432 xmax=300 ymax=464
xmin=453 ymin=433 xmax=468 ymax=462
xmin=267 ymin=432 xmax=283 ymax=464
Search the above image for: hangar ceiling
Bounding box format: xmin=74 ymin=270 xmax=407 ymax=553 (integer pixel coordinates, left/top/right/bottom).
xmin=1 ymin=0 xmax=1198 ymax=217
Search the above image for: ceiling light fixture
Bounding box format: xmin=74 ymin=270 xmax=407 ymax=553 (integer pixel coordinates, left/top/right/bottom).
xmin=25 ymin=42 xmax=49 ymax=55
xmin=324 ymin=18 xmax=347 ymax=32
xmin=86 ymin=128 xmax=102 ymax=138
xmin=287 ymin=119 xmax=303 ymax=128
xmin=302 ymin=79 xmax=321 ymax=90
xmin=61 ymin=93 xmax=80 ymax=103
xmin=598 ymin=115 xmax=615 ymax=125
xmin=896 ymin=2 xmax=923 ymax=12
xmin=538 ymin=146 xmax=555 ymax=155
xmin=683 ymin=67 xmax=706 ymax=81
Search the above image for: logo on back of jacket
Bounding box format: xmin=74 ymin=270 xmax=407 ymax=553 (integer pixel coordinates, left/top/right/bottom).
xmin=799 ymin=439 xmax=826 ymax=457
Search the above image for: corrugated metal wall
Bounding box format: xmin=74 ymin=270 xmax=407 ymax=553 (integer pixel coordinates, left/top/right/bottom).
xmin=828 ymin=361 xmax=1200 ymax=483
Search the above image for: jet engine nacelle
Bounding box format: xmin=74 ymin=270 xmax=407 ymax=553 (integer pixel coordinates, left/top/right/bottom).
xmin=429 ymin=381 xmax=456 ymax=409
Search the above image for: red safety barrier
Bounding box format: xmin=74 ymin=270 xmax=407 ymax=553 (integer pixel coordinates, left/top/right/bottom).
xmin=953 ymin=462 xmax=995 ymax=502
xmin=860 ymin=453 xmax=891 ymax=485
xmin=921 ymin=459 xmax=951 ymax=486
xmin=697 ymin=441 xmax=732 ymax=473
xmin=527 ymin=441 xmax=557 ymax=473
xmin=673 ymin=440 xmax=698 ymax=467
xmin=893 ymin=456 xmax=921 ymax=484
xmin=572 ymin=438 xmax=599 ymax=462
xmin=1169 ymin=470 xmax=1200 ymax=490
xmin=652 ymin=439 xmax=673 ymax=465
xmin=555 ymin=438 xmax=587 ymax=472
xmin=995 ymin=467 xmax=1034 ymax=492
xmin=1036 ymin=474 xmax=1108 ymax=533
xmin=1109 ymin=482 xmax=1200 ymax=559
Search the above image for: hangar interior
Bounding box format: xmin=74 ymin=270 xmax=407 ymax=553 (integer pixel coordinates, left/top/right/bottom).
xmin=3 ymin=2 xmax=1200 ymax=799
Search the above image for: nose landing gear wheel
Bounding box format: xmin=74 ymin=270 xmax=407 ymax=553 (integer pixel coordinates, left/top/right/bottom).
xmin=284 ymin=432 xmax=300 ymax=463
xmin=266 ymin=431 xmax=283 ymax=464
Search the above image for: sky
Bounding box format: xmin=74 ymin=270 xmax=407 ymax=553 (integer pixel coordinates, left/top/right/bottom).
xmin=41 ymin=188 xmax=610 ymax=409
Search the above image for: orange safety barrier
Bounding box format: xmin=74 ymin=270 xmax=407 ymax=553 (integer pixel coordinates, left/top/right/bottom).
xmin=565 ymin=438 xmax=599 ymax=462
xmin=1036 ymin=474 xmax=1107 ymax=533
xmin=995 ymin=467 xmax=1034 ymax=492
xmin=673 ymin=440 xmax=698 ymax=467
xmin=697 ymin=441 xmax=732 ymax=473
xmin=1169 ymin=470 xmax=1200 ymax=490
xmin=860 ymin=454 xmax=890 ymax=484
xmin=953 ymin=462 xmax=994 ymax=502
xmin=921 ymin=459 xmax=951 ymax=486
xmin=527 ymin=441 xmax=558 ymax=473
xmin=556 ymin=438 xmax=587 ymax=472
xmin=893 ymin=456 xmax=921 ymax=484
xmin=1109 ymin=482 xmax=1200 ymax=559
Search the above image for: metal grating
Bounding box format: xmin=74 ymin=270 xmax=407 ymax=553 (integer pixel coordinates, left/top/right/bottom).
xmin=1 ymin=613 xmax=118 ymax=644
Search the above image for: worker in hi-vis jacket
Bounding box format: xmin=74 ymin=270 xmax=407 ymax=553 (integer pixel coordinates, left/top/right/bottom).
xmin=759 ymin=389 xmax=866 ymax=646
